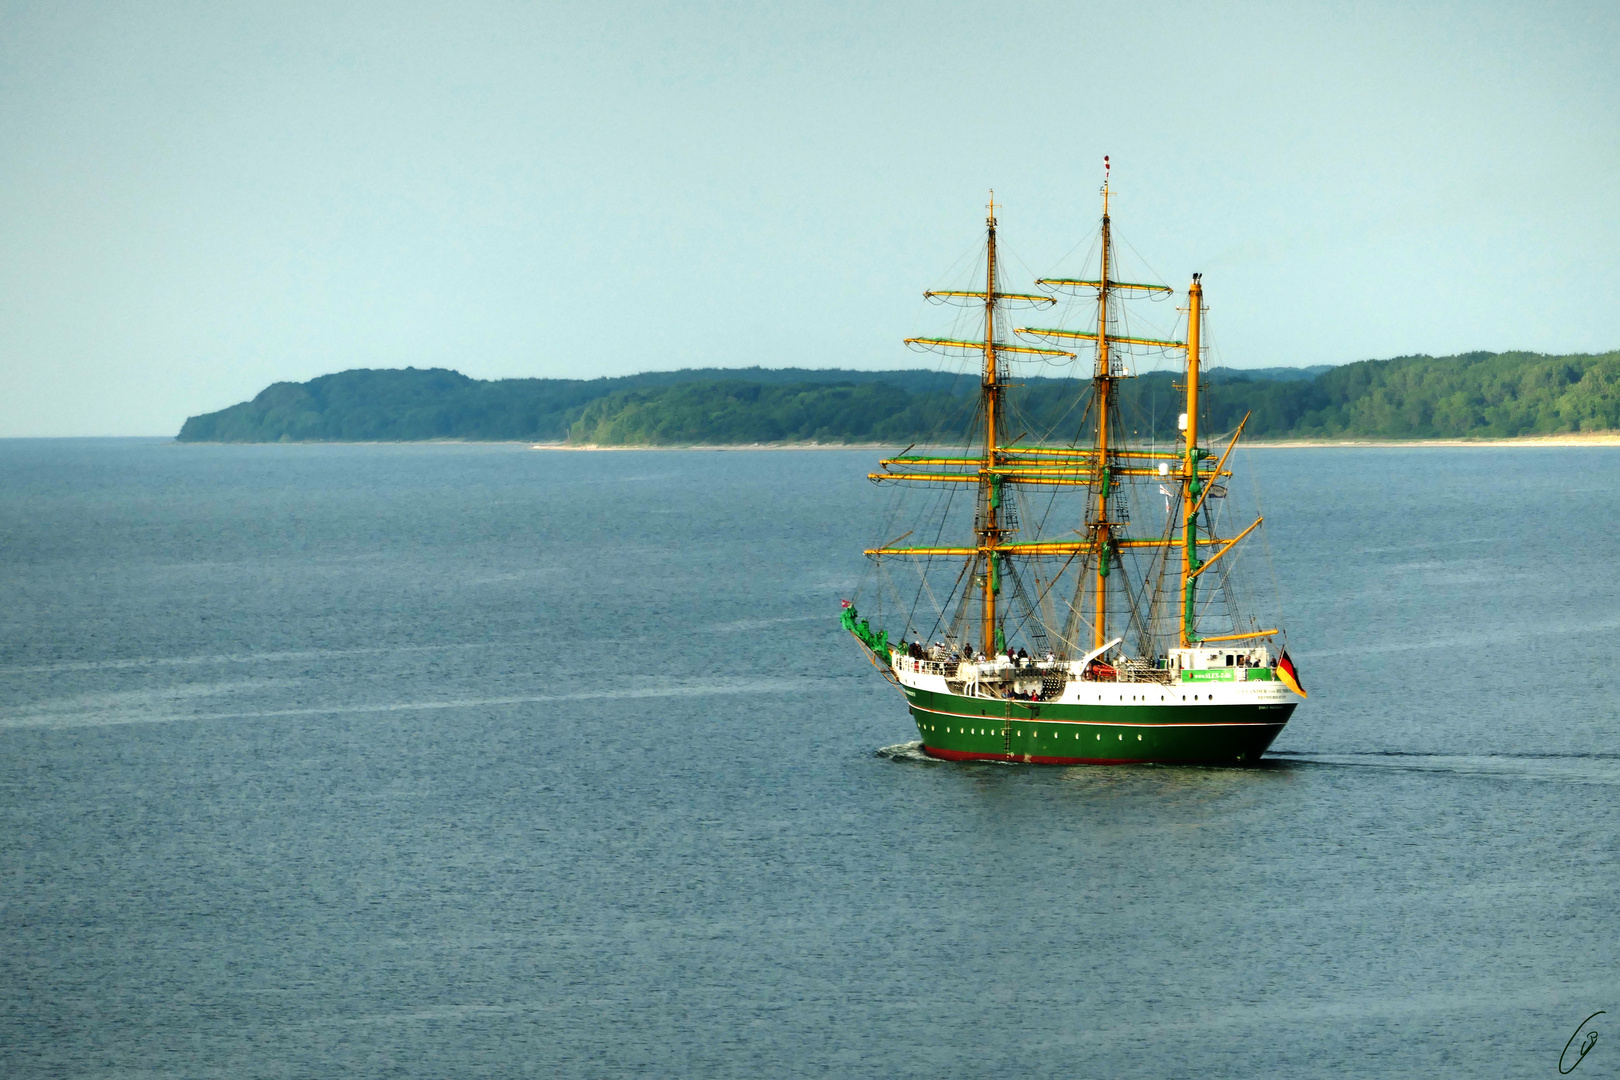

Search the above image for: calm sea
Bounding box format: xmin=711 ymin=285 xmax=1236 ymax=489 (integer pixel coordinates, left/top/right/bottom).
xmin=2 ymin=439 xmax=1617 ymax=1078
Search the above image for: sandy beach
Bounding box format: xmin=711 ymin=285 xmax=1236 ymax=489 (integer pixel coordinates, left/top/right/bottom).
xmin=1245 ymin=431 xmax=1620 ymax=448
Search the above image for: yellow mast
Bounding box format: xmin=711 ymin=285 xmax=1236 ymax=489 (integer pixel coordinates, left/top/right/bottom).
xmin=884 ymin=199 xmax=1071 ymax=657
xmin=1091 ymin=178 xmax=1114 ymax=650
xmin=981 ymin=194 xmax=1001 ymax=653
xmin=1180 ymin=273 xmax=1204 ymax=648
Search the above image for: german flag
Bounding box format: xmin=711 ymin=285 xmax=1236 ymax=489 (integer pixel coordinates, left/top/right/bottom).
xmin=1276 ymin=649 xmax=1307 ymax=698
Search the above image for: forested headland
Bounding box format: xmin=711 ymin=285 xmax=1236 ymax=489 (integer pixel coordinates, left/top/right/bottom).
xmin=177 ymin=350 xmax=1620 ymax=445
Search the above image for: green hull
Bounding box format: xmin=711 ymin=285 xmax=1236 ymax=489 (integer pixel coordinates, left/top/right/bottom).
xmin=904 ymin=684 xmax=1295 ymax=765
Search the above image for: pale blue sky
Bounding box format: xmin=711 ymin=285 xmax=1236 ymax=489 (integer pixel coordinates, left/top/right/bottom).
xmin=2 ymin=1 xmax=1616 ymax=435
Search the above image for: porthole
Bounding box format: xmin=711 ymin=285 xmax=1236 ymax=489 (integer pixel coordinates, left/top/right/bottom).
xmin=1117 ymin=733 xmax=1123 ymax=740
xmin=1137 ymin=734 xmax=1143 ymax=741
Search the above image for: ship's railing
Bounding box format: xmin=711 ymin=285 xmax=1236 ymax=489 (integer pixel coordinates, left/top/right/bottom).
xmin=893 ymin=656 xmax=960 ymax=678
xmin=895 ymin=655 xmax=1070 ymax=680
xmin=897 ymin=653 xmax=1180 ymax=689
xmin=1118 ymin=659 xmax=1175 ymax=685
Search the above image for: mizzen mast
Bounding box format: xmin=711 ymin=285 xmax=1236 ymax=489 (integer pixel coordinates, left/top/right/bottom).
xmin=1180 ymin=273 xmax=1204 ymax=648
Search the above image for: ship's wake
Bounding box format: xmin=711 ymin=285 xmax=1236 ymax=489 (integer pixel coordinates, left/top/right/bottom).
xmin=1270 ymin=750 xmax=1620 ymax=785
xmin=875 ymin=741 xmax=937 ymax=763
xmin=876 ymin=740 xmax=1030 ymax=766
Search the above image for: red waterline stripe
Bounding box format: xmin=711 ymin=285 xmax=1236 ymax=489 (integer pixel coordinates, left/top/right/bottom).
xmin=923 ymin=745 xmax=1138 ymax=765
xmin=910 ymin=704 xmax=1286 ymax=729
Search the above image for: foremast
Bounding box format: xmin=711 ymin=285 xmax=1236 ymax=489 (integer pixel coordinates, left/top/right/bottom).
xmin=880 ymin=193 xmax=1072 ymax=654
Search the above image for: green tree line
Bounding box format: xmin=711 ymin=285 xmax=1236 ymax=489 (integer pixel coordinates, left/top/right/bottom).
xmin=179 ymin=350 xmax=1620 ymax=445
xmin=176 ymin=366 xmax=965 ymax=443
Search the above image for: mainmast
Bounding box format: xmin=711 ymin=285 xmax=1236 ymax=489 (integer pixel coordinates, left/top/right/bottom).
xmin=980 ymin=196 xmax=1001 ymax=652
xmin=1090 ymin=174 xmax=1115 ymax=650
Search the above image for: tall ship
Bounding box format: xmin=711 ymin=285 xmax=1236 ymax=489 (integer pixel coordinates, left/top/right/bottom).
xmin=842 ymin=172 xmax=1306 ymax=764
